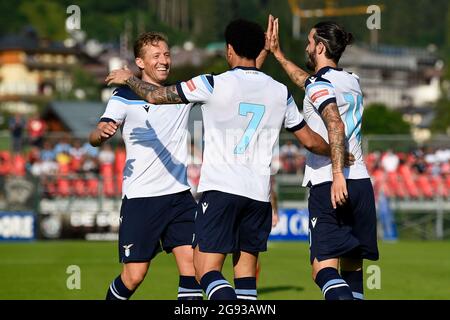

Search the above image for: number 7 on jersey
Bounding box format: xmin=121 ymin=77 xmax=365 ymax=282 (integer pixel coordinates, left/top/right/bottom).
xmin=234 ymin=102 xmax=265 ymax=154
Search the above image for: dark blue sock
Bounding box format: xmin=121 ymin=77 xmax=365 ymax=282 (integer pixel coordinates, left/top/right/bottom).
xmin=234 ymin=277 xmax=257 ymax=300
xmin=200 ymin=271 xmax=237 ymax=300
xmin=341 ymin=270 xmax=364 ymax=300
xmin=106 ymin=275 xmax=135 ymax=300
xmin=315 ymin=267 xmax=353 ymax=300
xmin=178 ymin=276 xmax=203 ymax=300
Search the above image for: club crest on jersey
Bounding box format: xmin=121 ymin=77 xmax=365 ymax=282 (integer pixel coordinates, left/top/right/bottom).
xmin=123 ymin=244 xmax=134 ymax=257
xmin=143 ymin=105 xmax=150 ymax=113
xmin=186 ymin=80 xmax=196 ymax=92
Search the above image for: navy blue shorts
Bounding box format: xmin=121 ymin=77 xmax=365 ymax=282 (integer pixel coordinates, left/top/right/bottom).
xmin=193 ymin=191 xmax=272 ymax=254
xmin=308 ymin=178 xmax=379 ymax=264
xmin=118 ymin=190 xmax=196 ymax=263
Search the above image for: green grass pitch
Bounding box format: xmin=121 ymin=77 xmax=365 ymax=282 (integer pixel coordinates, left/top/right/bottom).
xmin=0 ymin=241 xmax=449 ymax=300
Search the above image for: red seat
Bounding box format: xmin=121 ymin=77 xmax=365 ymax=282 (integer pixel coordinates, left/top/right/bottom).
xmin=445 ymin=175 xmax=450 ymax=189
xmin=386 ymin=172 xmax=401 ymax=198
xmin=0 ymin=151 xmax=11 ymax=175
xmin=70 ymin=157 xmax=83 ymax=172
xmin=398 ymin=164 xmax=419 ymax=198
xmin=387 ymin=172 xmax=408 ymax=199
xmin=115 ymin=149 xmax=126 ymax=175
xmin=86 ymin=177 xmax=99 ymax=197
xmin=430 ymin=175 xmax=448 ymax=198
xmin=72 ymin=178 xmax=86 ymax=197
xmin=100 ymin=163 xmax=114 ymax=176
xmin=59 ymin=163 xmax=71 ymax=175
xmin=100 ymin=163 xmax=115 ymax=197
xmin=11 ymin=154 xmax=26 ymax=176
xmin=103 ymin=177 xmax=115 ymax=197
xmin=416 ymin=175 xmax=433 ymax=199
xmin=56 ymin=177 xmax=71 ymax=197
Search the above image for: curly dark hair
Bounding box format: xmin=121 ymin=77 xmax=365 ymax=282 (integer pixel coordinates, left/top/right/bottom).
xmin=224 ymin=19 xmax=265 ymax=60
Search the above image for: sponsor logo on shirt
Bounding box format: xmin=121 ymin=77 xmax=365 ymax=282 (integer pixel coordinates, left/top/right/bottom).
xmin=186 ymin=80 xmax=196 ymax=92
xmin=311 ymin=89 xmax=329 ymax=102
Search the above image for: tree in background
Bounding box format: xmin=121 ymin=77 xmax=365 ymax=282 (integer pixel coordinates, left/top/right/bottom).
xmin=430 ymin=99 xmax=450 ymax=135
xmin=19 ymin=0 xmax=67 ymax=40
xmin=362 ymin=103 xmax=410 ymax=135
xmin=430 ymin=3 xmax=450 ymax=135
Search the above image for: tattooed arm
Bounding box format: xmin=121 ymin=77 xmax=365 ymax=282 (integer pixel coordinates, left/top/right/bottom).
xmin=105 ymin=69 xmax=183 ymax=104
xmin=125 ymin=76 xmax=182 ymax=104
xmin=321 ymin=103 xmax=348 ymax=209
xmin=269 ymin=17 xmax=310 ymax=90
xmin=274 ymin=52 xmax=310 ymax=90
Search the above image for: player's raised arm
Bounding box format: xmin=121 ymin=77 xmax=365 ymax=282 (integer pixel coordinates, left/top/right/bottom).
xmin=255 ymin=15 xmax=274 ymax=69
xmin=269 ymin=17 xmax=310 ymax=90
xmin=105 ymin=69 xmax=183 ymax=104
xmin=106 ymin=69 xmax=214 ymax=106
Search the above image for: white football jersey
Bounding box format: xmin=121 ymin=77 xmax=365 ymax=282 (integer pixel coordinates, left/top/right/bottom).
xmin=302 ymin=66 xmax=369 ymax=187
xmin=176 ymin=67 xmax=305 ymax=202
xmin=101 ymin=86 xmax=192 ymax=198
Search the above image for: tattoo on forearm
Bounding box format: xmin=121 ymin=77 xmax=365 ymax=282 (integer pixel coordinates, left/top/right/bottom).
xmin=321 ymin=104 xmax=345 ymax=173
xmin=278 ymin=56 xmax=309 ymax=90
xmin=125 ymin=76 xmax=158 ymax=101
xmin=125 ymin=76 xmax=182 ymax=104
xmin=151 ymin=86 xmax=182 ymax=104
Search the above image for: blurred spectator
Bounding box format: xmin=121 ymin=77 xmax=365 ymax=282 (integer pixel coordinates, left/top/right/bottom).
xmin=98 ymin=144 xmax=115 ymax=164
xmin=70 ymin=139 xmax=86 ymax=173
xmin=9 ymin=113 xmax=26 ymax=153
xmin=27 ymin=114 xmax=46 ymax=148
xmin=30 ymin=158 xmax=58 ymax=177
xmin=56 ymin=151 xmax=71 ymax=166
xmin=41 ymin=141 xmax=56 ymax=161
xmin=280 ymin=140 xmax=303 ymax=173
xmin=441 ymin=161 xmax=450 ymax=175
xmin=82 ymin=141 xmax=99 ymax=158
xmin=27 ymin=146 xmax=41 ymax=166
xmin=81 ymin=156 xmax=99 ymax=174
xmin=70 ymin=140 xmax=86 ymax=160
xmin=413 ymin=156 xmax=427 ymax=174
xmin=381 ymin=150 xmax=399 ymax=172
xmin=54 ymin=137 xmax=71 ymax=155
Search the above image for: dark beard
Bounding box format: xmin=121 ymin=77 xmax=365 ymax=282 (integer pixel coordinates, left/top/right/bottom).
xmin=306 ymin=51 xmax=316 ymax=71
